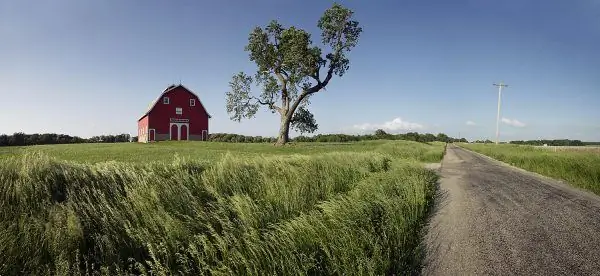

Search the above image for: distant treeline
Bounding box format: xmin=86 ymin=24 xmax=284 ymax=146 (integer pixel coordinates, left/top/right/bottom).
xmin=88 ymin=134 xmax=134 ymax=143
xmin=466 ymin=139 xmax=600 ymax=146
xmin=472 ymin=140 xmax=495 ymax=144
xmin=509 ymin=139 xmax=586 ymax=146
xmin=3 ymin=131 xmax=597 ymax=147
xmin=1 ymin=130 xmax=468 ymax=147
xmin=208 ymin=129 xmax=468 ymax=143
xmin=0 ymin=132 xmax=135 ymax=147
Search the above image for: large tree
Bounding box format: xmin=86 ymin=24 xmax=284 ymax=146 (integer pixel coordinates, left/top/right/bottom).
xmin=226 ymin=3 xmax=362 ymax=145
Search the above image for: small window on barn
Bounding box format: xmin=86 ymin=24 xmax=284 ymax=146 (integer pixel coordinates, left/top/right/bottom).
xmin=176 ymin=107 xmax=183 ymax=115
xmin=163 ymin=97 xmax=170 ymax=104
xmin=190 ymin=99 xmax=196 ymax=106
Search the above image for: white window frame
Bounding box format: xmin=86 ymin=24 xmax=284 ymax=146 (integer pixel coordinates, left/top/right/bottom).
xmin=176 ymin=107 xmax=183 ymax=115
xmin=163 ymin=97 xmax=170 ymax=104
xmin=190 ymin=99 xmax=196 ymax=106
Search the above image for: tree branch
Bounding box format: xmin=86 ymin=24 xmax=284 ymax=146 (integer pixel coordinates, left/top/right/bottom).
xmin=279 ymin=68 xmax=289 ymax=79
xmin=252 ymin=96 xmax=282 ymax=114
xmin=288 ymin=41 xmax=342 ymax=119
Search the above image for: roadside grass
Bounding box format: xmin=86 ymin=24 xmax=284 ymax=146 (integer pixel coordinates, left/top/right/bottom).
xmin=534 ymin=145 xmax=600 ymax=154
xmin=0 ymin=140 xmax=443 ymax=275
xmin=462 ymin=143 xmax=600 ymax=195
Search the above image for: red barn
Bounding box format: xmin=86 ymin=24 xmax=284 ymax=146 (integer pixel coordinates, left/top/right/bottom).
xmin=137 ymin=84 xmax=211 ymax=142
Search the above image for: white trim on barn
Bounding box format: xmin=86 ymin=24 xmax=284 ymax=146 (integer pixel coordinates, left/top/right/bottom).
xmin=169 ymin=123 xmax=189 ymax=141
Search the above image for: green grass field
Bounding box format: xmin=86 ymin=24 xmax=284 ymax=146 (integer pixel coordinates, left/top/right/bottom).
xmin=0 ymin=140 xmax=445 ymax=275
xmin=462 ymin=143 xmax=600 ymax=195
xmin=0 ymin=140 xmax=445 ymax=164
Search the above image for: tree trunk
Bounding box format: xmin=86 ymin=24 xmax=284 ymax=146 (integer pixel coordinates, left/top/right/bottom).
xmin=275 ymin=115 xmax=291 ymax=146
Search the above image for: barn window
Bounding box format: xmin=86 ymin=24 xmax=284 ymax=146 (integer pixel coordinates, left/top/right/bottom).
xmin=190 ymin=99 xmax=196 ymax=106
xmin=176 ymin=107 xmax=183 ymax=115
xmin=163 ymin=97 xmax=170 ymax=104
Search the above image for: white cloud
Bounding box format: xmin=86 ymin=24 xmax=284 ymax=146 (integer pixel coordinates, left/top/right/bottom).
xmin=466 ymin=121 xmax=477 ymax=126
xmin=501 ymin=117 xmax=526 ymax=128
xmin=353 ymin=117 xmax=424 ymax=133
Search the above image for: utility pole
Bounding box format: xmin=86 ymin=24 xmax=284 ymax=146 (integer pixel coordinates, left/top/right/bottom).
xmin=493 ymin=81 xmax=508 ymax=145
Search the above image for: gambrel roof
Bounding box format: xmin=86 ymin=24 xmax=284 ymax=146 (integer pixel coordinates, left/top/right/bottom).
xmin=138 ymin=84 xmax=212 ymax=121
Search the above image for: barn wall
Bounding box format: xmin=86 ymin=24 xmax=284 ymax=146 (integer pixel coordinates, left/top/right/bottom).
xmin=147 ymin=86 xmax=210 ymax=137
xmin=155 ymin=134 xmax=169 ymax=141
xmin=189 ymin=135 xmax=207 ymax=141
xmin=137 ymin=116 xmax=149 ymax=142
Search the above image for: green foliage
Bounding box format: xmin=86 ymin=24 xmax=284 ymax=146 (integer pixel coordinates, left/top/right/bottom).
xmin=509 ymin=139 xmax=585 ymax=146
xmin=290 ymin=106 xmax=318 ymax=134
xmin=293 ymin=131 xmax=465 ymax=143
xmin=0 ymin=141 xmax=442 ymax=275
xmin=0 ymin=132 xmax=117 ymax=147
xmin=225 ymin=72 xmax=258 ymax=121
xmin=317 ymin=3 xmax=362 ymax=77
xmin=435 ymin=133 xmax=449 ymax=143
xmin=463 ymin=144 xmax=600 ymax=195
xmin=374 ymin=129 xmax=389 ymax=138
xmin=472 ymin=139 xmax=494 ymax=144
xmin=225 ymin=3 xmax=362 ymax=144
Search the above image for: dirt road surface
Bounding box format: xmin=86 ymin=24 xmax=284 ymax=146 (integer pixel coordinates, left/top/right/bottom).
xmin=422 ymin=144 xmax=600 ymax=276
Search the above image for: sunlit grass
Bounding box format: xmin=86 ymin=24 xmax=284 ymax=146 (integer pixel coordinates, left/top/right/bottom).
xmin=0 ymin=140 xmax=444 ymax=275
xmin=462 ymin=143 xmax=600 ymax=195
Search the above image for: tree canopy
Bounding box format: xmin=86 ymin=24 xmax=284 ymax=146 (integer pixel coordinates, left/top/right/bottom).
xmin=226 ymin=3 xmax=362 ymax=145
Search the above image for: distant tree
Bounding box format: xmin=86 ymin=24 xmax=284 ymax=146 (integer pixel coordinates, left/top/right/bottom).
xmin=374 ymin=129 xmax=391 ymax=140
xmin=404 ymin=132 xmax=419 ymax=142
xmin=423 ymin=133 xmax=436 ymax=142
xmin=9 ymin=132 xmax=26 ymax=146
xmin=436 ymin=133 xmax=449 ymax=143
xmin=374 ymin=129 xmax=387 ymax=136
xmin=294 ymin=135 xmax=314 ymax=142
xmin=225 ymin=3 xmax=362 ymax=145
xmin=0 ymin=134 xmax=8 ymax=146
xmin=253 ymin=136 xmax=264 ymax=143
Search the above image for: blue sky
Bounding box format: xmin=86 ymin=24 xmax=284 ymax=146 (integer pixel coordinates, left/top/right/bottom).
xmin=1 ymin=0 xmax=599 ymax=141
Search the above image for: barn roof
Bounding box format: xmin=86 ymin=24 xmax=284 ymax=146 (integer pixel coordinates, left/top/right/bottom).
xmin=137 ymin=84 xmax=212 ymax=121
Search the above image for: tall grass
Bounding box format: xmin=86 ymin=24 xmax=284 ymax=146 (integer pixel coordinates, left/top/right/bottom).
xmin=0 ymin=141 xmax=442 ymax=275
xmin=0 ymin=140 xmax=445 ymax=164
xmin=462 ymin=143 xmax=600 ymax=195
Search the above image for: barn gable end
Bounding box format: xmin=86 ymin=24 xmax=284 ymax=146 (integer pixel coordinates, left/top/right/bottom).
xmin=138 ymin=84 xmax=211 ymax=122
xmin=137 ymin=84 xmax=210 ymax=142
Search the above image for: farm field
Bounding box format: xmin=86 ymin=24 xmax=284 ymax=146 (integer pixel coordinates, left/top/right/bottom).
xmin=461 ymin=143 xmax=600 ymax=195
xmin=0 ymin=140 xmax=445 ymax=164
xmin=533 ymin=145 xmax=600 ymax=154
xmin=0 ymin=140 xmax=445 ymax=275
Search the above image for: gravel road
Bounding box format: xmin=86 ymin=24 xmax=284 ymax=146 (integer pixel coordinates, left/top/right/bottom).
xmin=422 ymin=144 xmax=600 ymax=276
